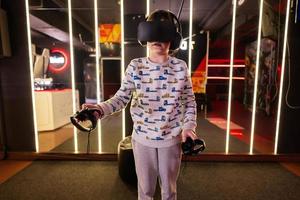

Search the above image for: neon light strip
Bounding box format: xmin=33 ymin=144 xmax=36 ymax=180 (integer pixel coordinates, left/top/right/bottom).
xmin=249 ymin=0 xmax=264 ymax=154
xmin=121 ymin=0 xmax=126 ymax=140
xmin=295 ymin=0 xmax=298 ymax=23
xmin=146 ymin=0 xmax=150 ymax=57
xmin=25 ymin=0 xmax=39 ymax=152
xmin=205 ymin=31 xmax=210 ymax=87
xmin=208 ymin=59 xmax=244 ymax=64
xmin=205 ymin=31 xmax=210 ymax=118
xmin=67 ymin=0 xmax=78 ymax=153
xmin=207 ymin=64 xmax=245 ymax=68
xmin=94 ymin=0 xmax=102 ymax=153
xmin=226 ymin=0 xmax=237 ymax=154
xmin=188 ymin=0 xmax=193 ymax=75
xmin=274 ymin=0 xmax=291 ymax=154
xmin=207 ymin=77 xmax=245 ymax=80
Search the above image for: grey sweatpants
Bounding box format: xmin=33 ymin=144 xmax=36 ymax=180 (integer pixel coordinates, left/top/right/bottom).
xmin=132 ymin=139 xmax=182 ymax=200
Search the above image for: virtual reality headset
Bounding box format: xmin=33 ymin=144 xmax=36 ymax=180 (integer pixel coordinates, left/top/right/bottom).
xmin=137 ymin=20 xmax=177 ymax=45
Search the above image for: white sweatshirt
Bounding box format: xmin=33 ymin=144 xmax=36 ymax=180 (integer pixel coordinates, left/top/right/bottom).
xmin=99 ymin=56 xmax=197 ymax=148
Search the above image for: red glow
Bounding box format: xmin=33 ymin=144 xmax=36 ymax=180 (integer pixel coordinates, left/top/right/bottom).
xmin=208 ymin=59 xmax=245 ymax=65
xmin=48 ymin=48 xmax=69 ymax=73
xmin=230 ymin=130 xmax=243 ymax=136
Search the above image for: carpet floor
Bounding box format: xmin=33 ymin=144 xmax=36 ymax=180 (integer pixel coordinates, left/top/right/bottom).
xmin=0 ymin=161 xmax=300 ymax=200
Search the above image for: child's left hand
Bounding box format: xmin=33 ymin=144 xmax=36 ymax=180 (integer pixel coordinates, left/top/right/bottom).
xmin=181 ymin=129 xmax=198 ymax=142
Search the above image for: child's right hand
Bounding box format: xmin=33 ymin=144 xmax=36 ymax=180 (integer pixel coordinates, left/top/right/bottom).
xmin=81 ymin=103 xmax=104 ymax=120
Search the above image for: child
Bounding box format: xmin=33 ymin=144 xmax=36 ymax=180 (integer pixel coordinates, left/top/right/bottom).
xmin=83 ymin=10 xmax=198 ymax=200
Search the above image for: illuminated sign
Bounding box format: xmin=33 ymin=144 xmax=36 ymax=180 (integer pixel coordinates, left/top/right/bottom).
xmin=180 ymin=40 xmax=195 ymax=50
xmin=50 ymin=56 xmax=65 ymax=64
xmin=48 ymin=49 xmax=69 ymax=73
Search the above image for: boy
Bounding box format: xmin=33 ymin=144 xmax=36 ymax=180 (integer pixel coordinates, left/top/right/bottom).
xmin=83 ymin=10 xmax=198 ymax=200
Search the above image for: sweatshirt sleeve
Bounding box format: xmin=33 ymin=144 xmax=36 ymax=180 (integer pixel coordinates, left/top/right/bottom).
xmin=98 ymin=61 xmax=135 ymax=117
xmin=181 ymin=63 xmax=197 ymax=132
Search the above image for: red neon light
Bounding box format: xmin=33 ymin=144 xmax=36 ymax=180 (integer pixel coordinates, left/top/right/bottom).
xmin=230 ymin=130 xmax=243 ymax=136
xmin=208 ymin=59 xmax=245 ymax=65
xmin=207 ymin=64 xmax=245 ymax=68
xmin=48 ymin=48 xmax=69 ymax=73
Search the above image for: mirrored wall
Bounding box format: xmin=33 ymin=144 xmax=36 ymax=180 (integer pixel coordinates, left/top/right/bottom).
xmin=26 ymin=0 xmax=291 ymax=155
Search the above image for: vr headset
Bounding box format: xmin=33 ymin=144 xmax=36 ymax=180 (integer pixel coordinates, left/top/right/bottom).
xmin=70 ymin=108 xmax=101 ymax=132
xmin=137 ymin=10 xmax=182 ymax=52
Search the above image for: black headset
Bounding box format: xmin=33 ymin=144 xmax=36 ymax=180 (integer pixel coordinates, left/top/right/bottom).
xmin=137 ymin=10 xmax=183 ymax=53
xmin=182 ymin=137 xmax=206 ymax=155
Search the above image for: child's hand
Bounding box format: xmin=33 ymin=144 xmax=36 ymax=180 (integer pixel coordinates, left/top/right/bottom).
xmin=81 ymin=103 xmax=104 ymax=120
xmin=181 ymin=129 xmax=198 ymax=142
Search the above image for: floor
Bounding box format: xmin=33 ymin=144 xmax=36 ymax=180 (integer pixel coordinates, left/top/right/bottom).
xmin=1 ymin=100 xmax=300 ymax=185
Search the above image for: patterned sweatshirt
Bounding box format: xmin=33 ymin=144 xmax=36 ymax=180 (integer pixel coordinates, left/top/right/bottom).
xmin=99 ymin=56 xmax=197 ymax=148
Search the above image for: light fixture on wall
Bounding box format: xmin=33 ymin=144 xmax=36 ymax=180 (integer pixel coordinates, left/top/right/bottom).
xmin=25 ymin=0 xmax=39 ymax=152
xmin=94 ymin=0 xmax=102 ymax=153
xmin=67 ymin=0 xmax=79 ymax=153
xmin=226 ymin=0 xmax=237 ymax=154
xmin=274 ymin=0 xmax=292 ymax=154
xmin=188 ymin=0 xmax=193 ymax=75
xmin=147 ymin=0 xmax=150 ymax=57
xmin=121 ymin=0 xmax=126 ymax=140
xmin=249 ymin=0 xmax=264 ymax=154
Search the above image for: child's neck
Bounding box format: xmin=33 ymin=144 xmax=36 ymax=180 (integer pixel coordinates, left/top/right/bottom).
xmin=148 ymin=53 xmax=169 ymax=64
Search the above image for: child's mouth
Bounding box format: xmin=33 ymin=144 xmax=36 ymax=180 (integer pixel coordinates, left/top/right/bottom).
xmin=152 ymin=42 xmax=162 ymax=47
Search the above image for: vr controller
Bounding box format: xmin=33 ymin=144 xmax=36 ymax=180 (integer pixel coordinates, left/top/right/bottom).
xmin=70 ymin=108 xmax=101 ymax=132
xmin=181 ymin=137 xmax=206 ymax=155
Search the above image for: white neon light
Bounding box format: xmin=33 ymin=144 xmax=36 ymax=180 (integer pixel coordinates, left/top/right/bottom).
xmin=67 ymin=0 xmax=78 ymax=153
xmin=274 ymin=0 xmax=291 ymax=154
xmin=226 ymin=0 xmax=237 ymax=154
xmin=121 ymin=0 xmax=126 ymax=139
xmin=25 ymin=0 xmax=39 ymax=152
xmin=94 ymin=0 xmax=102 ymax=153
xmin=295 ymin=0 xmax=298 ymax=23
xmin=249 ymin=0 xmax=264 ymax=154
xmin=180 ymin=40 xmax=195 ymax=50
xmin=146 ymin=0 xmax=150 ymax=57
xmin=188 ymin=0 xmax=193 ymax=75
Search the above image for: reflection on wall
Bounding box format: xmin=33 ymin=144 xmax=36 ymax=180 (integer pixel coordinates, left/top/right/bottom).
xmin=244 ymin=38 xmax=278 ymax=116
xmin=83 ymin=57 xmax=97 ymax=103
xmin=176 ymin=23 xmax=208 ymax=93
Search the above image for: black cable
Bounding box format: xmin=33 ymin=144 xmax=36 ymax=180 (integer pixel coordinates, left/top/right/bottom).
xmin=177 ymin=0 xmax=185 ymax=19
xmin=86 ymin=130 xmax=92 ymax=154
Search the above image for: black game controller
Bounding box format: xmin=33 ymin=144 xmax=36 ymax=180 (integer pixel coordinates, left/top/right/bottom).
xmin=181 ymin=137 xmax=206 ymax=155
xmin=70 ymin=108 xmax=101 ymax=132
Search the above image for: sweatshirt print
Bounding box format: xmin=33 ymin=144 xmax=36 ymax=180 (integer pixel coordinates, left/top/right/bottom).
xmin=99 ymin=56 xmax=197 ymax=148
